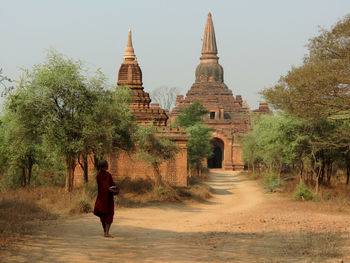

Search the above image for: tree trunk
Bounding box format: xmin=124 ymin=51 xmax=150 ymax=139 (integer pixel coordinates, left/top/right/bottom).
xmin=326 ymin=162 xmax=332 ymax=186
xmin=299 ymin=161 xmax=304 ymax=183
xmin=27 ymin=155 xmax=33 ymax=186
xmin=278 ymin=163 xmax=282 ymax=181
xmin=65 ymin=157 xmax=76 ymax=192
xmin=93 ymin=153 xmax=99 ymax=171
xmin=20 ymin=166 xmax=26 ymax=187
xmin=78 ymin=154 xmax=89 ymax=184
xmin=315 ymin=173 xmax=320 ymax=194
xmin=347 ymin=166 xmax=350 ymax=185
xmin=153 ymin=163 xmax=163 ymax=186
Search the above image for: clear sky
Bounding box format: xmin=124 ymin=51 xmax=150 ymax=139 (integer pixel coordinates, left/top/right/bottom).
xmin=1 ymin=0 xmax=349 ymax=109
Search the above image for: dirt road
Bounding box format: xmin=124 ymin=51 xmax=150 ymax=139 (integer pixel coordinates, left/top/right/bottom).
xmin=2 ymin=171 xmax=349 ymax=262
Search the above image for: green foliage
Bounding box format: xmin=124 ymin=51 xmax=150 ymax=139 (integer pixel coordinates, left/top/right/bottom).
xmin=294 ymin=182 xmax=315 ymax=201
xmin=154 ymin=185 xmax=166 ymax=196
xmin=172 ymin=101 xmax=213 ymax=171
xmin=173 ymin=101 xmax=209 ymax=127
xmin=137 ymin=126 xmax=179 ymax=185
xmin=137 ymin=126 xmax=179 ymax=165
xmin=243 ymin=114 xmax=304 ymax=172
xmin=82 ymin=86 xmax=135 ymax=162
xmin=186 ymin=123 xmax=213 ymax=169
xmin=242 ymin=112 xmax=350 ymax=194
xmin=264 ymin=172 xmax=280 ymax=192
xmin=0 ymin=49 xmax=136 ymax=190
xmin=262 ymin=15 xmax=350 ymax=122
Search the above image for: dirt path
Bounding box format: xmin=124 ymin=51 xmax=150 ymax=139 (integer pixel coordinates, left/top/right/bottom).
xmin=2 ymin=171 xmax=350 ymax=263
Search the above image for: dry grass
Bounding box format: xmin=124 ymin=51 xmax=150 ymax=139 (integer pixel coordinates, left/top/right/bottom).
xmin=280 ymin=231 xmax=349 ymax=261
xmin=0 ymin=185 xmax=99 ymax=248
xmin=244 ymin=170 xmax=350 ymax=213
xmin=117 ymin=176 xmax=213 ymax=207
xmin=0 ymin=189 xmax=58 ymax=248
xmin=0 ymin=176 xmax=213 ymax=247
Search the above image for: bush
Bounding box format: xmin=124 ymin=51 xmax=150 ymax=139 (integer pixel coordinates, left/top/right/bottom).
xmin=154 ymin=185 xmax=166 ymax=197
xmin=253 ymin=173 xmax=261 ymax=180
xmin=264 ymin=172 xmax=280 ymax=192
xmin=84 ymin=180 xmax=97 ymax=199
xmin=75 ymin=196 xmax=92 ymax=213
xmin=294 ymin=182 xmax=315 ymax=201
xmin=118 ymin=177 xmax=153 ymax=194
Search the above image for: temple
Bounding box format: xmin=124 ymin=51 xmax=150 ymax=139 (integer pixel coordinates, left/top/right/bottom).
xmin=74 ymin=30 xmax=188 ymax=187
xmin=74 ymin=13 xmax=270 ymax=187
xmin=117 ymin=30 xmax=168 ymax=126
xmin=170 ymin=13 xmax=270 ymax=170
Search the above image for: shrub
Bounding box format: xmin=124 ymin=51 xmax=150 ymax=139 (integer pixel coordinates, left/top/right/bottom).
xmin=294 ymin=182 xmax=315 ymax=201
xmin=154 ymin=185 xmax=166 ymax=197
xmin=77 ymin=196 xmax=92 ymax=213
xmin=84 ymin=180 xmax=97 ymax=199
xmin=264 ymin=172 xmax=280 ymax=192
xmin=253 ymin=173 xmax=261 ymax=180
xmin=118 ymin=177 xmax=153 ymax=194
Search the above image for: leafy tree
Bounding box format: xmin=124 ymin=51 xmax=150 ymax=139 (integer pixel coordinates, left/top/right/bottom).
xmin=243 ymin=113 xmax=350 ymax=193
xmin=0 ymin=52 xmax=136 ymax=190
xmin=12 ymin=50 xmax=114 ymax=191
xmin=0 ymin=118 xmax=8 ymax=176
xmin=78 ymin=84 xmax=136 ymax=183
xmin=137 ymin=126 xmax=179 ymax=186
xmin=258 ymin=15 xmax=350 ymax=193
xmin=173 ymin=101 xmax=210 ymax=127
xmin=0 ymin=68 xmax=13 ymax=96
xmin=172 ymin=101 xmax=213 ymax=175
xmin=262 ymin=15 xmax=350 ymax=121
xmin=0 ymin=83 xmax=44 ymax=187
xmin=186 ymin=123 xmax=213 ymax=175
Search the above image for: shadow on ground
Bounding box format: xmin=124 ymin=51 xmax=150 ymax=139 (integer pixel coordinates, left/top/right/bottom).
xmin=2 ymin=223 xmax=348 ymax=263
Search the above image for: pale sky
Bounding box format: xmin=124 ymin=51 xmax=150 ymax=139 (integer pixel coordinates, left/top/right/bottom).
xmin=1 ymin=0 xmax=349 ymax=110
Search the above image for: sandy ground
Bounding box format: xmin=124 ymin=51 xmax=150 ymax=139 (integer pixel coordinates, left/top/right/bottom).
xmin=1 ymin=170 xmax=350 ymax=263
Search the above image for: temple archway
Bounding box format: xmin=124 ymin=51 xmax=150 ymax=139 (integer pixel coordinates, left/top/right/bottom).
xmin=207 ymin=137 xmax=224 ymax=168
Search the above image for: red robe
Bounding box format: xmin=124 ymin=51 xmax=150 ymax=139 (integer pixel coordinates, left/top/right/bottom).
xmin=93 ymin=170 xmax=116 ymax=224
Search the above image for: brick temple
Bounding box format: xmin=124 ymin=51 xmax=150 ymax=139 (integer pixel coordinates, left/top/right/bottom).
xmin=170 ymin=13 xmax=270 ymax=170
xmin=75 ymin=30 xmax=188 ymax=187
xmin=75 ymin=13 xmax=269 ymax=186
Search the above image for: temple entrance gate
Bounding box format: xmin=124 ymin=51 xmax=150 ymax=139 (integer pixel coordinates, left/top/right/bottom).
xmin=207 ymin=137 xmax=224 ymax=168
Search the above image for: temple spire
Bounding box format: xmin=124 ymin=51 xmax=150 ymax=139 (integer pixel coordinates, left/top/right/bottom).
xmin=201 ymin=13 xmax=218 ymax=62
xmin=123 ymin=29 xmax=137 ymax=62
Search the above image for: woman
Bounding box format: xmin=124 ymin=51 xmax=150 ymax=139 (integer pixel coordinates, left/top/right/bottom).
xmin=93 ymin=160 xmax=119 ymax=237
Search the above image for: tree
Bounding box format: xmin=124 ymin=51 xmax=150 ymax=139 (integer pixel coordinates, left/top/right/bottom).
xmin=149 ymin=86 xmax=180 ymax=111
xmin=0 ymin=68 xmax=13 ymax=96
xmin=0 ymin=82 xmax=45 ymax=187
xmin=78 ymin=86 xmax=136 ymax=183
xmin=0 ymin=52 xmax=136 ymax=190
xmin=186 ymin=123 xmax=213 ymax=175
xmin=259 ymin=15 xmax=350 ymax=192
xmin=242 ymin=113 xmax=350 ymax=193
xmin=137 ymin=126 xmax=179 ymax=186
xmin=16 ymin=50 xmax=108 ymax=191
xmin=261 ymin=15 xmax=350 ymax=121
xmin=173 ymin=101 xmax=210 ymax=127
xmin=172 ymin=101 xmax=213 ymax=175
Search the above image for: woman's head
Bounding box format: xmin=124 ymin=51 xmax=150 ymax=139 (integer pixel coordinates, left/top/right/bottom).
xmin=98 ymin=159 xmax=109 ymax=171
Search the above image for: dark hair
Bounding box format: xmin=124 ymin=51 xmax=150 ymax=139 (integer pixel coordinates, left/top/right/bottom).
xmin=98 ymin=159 xmax=108 ymax=170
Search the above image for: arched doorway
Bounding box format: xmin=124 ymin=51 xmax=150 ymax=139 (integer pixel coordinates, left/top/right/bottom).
xmin=207 ymin=138 xmax=224 ymax=168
